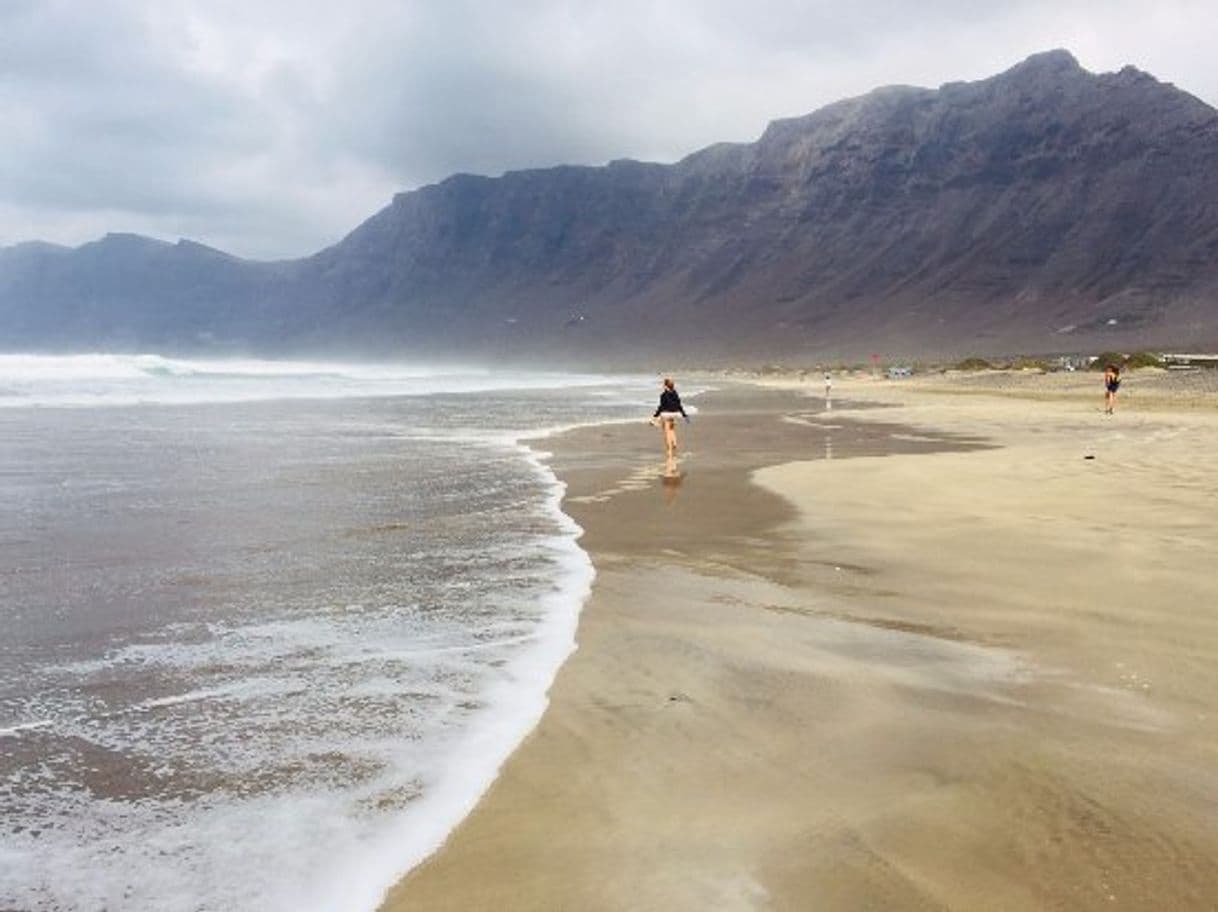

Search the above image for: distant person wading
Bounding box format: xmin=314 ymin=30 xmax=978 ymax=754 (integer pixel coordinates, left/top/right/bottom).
xmin=652 ymin=378 xmax=689 ymax=457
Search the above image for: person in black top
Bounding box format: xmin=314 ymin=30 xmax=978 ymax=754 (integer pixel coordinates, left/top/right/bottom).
xmin=1104 ymin=364 xmax=1121 ymax=415
xmin=651 ymin=377 xmax=688 ymax=456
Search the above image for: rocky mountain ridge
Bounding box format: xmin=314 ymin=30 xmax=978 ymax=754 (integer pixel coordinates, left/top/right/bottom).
xmin=3 ymin=49 xmax=1216 ymax=363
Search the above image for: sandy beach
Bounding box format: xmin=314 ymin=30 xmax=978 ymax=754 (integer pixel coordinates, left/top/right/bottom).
xmin=380 ymin=371 xmax=1218 ymax=911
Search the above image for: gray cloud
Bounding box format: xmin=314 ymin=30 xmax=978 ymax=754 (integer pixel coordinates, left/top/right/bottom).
xmin=1 ymin=0 xmax=1214 ymax=259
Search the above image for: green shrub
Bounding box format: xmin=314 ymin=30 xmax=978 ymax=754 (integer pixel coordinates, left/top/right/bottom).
xmin=1088 ymin=351 xmax=1163 ymax=370
xmin=1007 ymin=357 xmax=1051 ymax=372
xmin=1124 ymin=351 xmax=1163 ymax=369
xmin=954 ymin=357 xmax=993 ymax=371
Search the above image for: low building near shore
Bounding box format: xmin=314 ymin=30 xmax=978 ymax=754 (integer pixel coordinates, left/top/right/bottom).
xmin=1052 ymin=355 xmax=1088 ymax=371
xmin=1162 ymin=353 xmax=1218 ymax=370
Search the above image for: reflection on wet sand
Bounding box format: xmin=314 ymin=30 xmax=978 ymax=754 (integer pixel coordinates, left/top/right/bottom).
xmin=660 ymin=454 xmax=684 ymax=505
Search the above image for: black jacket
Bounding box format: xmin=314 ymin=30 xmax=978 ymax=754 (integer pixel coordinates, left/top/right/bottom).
xmin=654 ymin=389 xmax=687 ymax=417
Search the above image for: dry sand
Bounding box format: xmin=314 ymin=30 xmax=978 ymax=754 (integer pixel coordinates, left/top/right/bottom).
xmin=381 ymin=373 xmax=1218 ymax=911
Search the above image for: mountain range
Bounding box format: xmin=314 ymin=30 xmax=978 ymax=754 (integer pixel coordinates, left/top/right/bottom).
xmin=3 ymin=49 xmax=1216 ymax=364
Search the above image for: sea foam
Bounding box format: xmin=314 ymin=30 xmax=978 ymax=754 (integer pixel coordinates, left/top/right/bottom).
xmin=0 ymin=361 xmax=654 ymax=912
xmin=0 ymin=352 xmax=627 ymax=408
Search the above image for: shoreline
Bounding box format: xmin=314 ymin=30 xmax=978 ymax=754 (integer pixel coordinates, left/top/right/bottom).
xmin=362 ymin=435 xmax=602 ymax=903
xmin=380 ymin=375 xmax=1218 ymax=910
xmin=0 ymin=377 xmax=657 ymax=912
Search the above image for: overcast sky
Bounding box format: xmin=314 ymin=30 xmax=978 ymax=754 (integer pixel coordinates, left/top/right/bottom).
xmin=2 ymin=0 xmax=1214 ymax=259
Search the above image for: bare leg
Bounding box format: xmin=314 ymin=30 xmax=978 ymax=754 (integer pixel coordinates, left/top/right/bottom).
xmin=663 ymin=418 xmax=677 ymax=456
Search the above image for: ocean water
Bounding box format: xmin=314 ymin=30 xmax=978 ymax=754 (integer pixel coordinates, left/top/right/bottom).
xmin=0 ymin=354 xmax=654 ymax=912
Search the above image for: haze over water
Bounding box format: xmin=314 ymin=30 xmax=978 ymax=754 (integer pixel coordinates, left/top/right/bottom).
xmin=0 ymin=354 xmax=654 ymax=911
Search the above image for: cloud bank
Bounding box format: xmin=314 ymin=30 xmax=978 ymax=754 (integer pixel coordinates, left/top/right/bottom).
xmin=2 ymin=0 xmax=1214 ymax=259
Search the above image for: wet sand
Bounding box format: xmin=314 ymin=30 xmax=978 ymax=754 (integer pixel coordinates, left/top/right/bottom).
xmin=380 ymin=376 xmax=1218 ymax=910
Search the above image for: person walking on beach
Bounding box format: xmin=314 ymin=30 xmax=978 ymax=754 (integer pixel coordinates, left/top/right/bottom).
xmin=651 ymin=377 xmax=689 ymax=457
xmin=1104 ymin=364 xmax=1121 ymax=414
xmin=823 ymin=371 xmax=833 ymax=401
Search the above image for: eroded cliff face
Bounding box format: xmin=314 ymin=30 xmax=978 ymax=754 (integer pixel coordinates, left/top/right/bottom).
xmin=4 ymin=50 xmax=1217 ymax=362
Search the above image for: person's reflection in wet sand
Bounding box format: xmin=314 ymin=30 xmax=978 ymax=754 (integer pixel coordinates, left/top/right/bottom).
xmin=660 ymin=454 xmax=684 ymax=505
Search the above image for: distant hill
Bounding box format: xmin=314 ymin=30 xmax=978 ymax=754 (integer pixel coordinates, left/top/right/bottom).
xmin=3 ymin=49 xmax=1217 ymax=364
